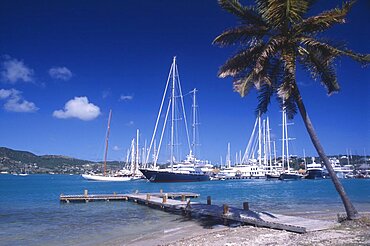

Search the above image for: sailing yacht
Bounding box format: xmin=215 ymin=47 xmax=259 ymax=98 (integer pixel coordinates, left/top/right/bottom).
xmin=82 ymin=110 xmax=136 ymax=182
xmin=139 ymin=57 xmax=210 ymax=182
xmin=278 ymin=105 xmax=302 ymax=181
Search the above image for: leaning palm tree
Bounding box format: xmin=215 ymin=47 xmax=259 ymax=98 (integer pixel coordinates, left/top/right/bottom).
xmin=213 ymin=0 xmax=369 ymax=220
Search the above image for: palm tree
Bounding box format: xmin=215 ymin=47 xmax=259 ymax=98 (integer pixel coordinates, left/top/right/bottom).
xmin=213 ymin=0 xmax=369 ymax=220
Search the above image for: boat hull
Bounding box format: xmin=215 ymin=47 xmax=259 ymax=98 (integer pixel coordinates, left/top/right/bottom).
xmin=279 ymin=173 xmax=302 ymax=180
xmin=81 ymin=174 xmax=133 ymax=182
xmin=305 ymin=169 xmax=323 ymax=179
xmin=139 ymin=169 xmax=209 ymax=182
xmin=266 ymin=174 xmax=280 ymax=180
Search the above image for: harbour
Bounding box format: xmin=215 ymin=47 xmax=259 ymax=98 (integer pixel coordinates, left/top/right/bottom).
xmin=1 ymin=174 xmax=369 ymax=245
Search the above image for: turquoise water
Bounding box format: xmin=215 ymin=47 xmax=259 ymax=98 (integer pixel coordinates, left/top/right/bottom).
xmin=0 ymin=175 xmax=369 ymax=245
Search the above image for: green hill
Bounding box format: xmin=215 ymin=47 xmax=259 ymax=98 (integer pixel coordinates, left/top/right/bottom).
xmin=0 ymin=147 xmax=93 ymax=173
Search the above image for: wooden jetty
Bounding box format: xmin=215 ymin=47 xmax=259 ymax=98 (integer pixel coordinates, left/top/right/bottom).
xmin=60 ymin=190 xmax=338 ymax=233
xmin=59 ymin=190 xmax=199 ymax=203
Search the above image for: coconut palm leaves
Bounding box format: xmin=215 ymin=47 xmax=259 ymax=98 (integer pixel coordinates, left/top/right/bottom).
xmin=214 ymin=0 xmax=369 ymax=118
xmin=214 ymin=0 xmax=369 ymax=220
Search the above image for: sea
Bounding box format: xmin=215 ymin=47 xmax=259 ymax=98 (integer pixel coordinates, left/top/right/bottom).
xmin=0 ymin=174 xmax=369 ymax=245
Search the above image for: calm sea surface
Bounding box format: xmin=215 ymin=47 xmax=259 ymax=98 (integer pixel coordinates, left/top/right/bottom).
xmin=0 ymin=174 xmax=369 ymax=245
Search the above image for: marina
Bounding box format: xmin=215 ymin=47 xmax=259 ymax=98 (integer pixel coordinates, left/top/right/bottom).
xmin=1 ymin=174 xmax=369 ymax=245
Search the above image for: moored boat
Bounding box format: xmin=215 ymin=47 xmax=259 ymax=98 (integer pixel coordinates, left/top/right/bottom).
xmin=140 ymin=57 xmax=210 ymax=183
xmin=279 ymin=172 xmax=302 ymax=180
xmin=82 ymin=174 xmax=133 ymax=182
xmin=305 ymin=157 xmax=323 ymax=179
xmin=139 ymin=168 xmax=209 ymax=182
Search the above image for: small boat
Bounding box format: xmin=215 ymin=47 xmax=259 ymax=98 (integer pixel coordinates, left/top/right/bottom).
xmin=82 ymin=110 xmax=138 ymax=182
xmin=305 ymin=157 xmax=323 ymax=179
xmin=81 ymin=174 xmax=133 ymax=182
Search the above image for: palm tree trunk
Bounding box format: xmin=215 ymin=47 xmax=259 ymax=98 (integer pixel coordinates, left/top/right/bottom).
xmin=294 ymin=86 xmax=359 ymax=220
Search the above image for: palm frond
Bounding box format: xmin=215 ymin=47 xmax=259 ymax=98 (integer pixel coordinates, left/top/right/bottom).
xmin=298 ymin=46 xmax=340 ymax=95
xmin=254 ymin=36 xmax=286 ymax=75
xmin=233 ymin=72 xmax=255 ymax=97
xmin=218 ymin=44 xmax=264 ymax=78
xmin=256 ymin=58 xmax=282 ymax=114
xmin=293 ymin=1 xmax=355 ymax=34
xmin=300 ymin=37 xmax=370 ymax=65
xmin=213 ymin=25 xmax=268 ymax=47
xmin=256 ymin=0 xmax=312 ymax=28
xmin=256 ymin=84 xmax=274 ymax=116
xmin=277 ymin=95 xmax=297 ymax=119
xmin=218 ymin=0 xmax=266 ymax=25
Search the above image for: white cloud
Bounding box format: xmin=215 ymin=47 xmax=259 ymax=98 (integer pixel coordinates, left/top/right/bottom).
xmin=1 ymin=57 xmax=34 ymax=83
xmin=0 ymin=88 xmax=13 ymax=99
xmin=126 ymin=120 xmax=134 ymax=126
xmin=119 ymin=94 xmax=134 ymax=101
xmin=49 ymin=66 xmax=73 ymax=81
xmin=113 ymin=145 xmax=121 ymax=151
xmin=53 ymin=96 xmax=101 ymax=121
xmin=102 ymin=89 xmax=111 ymax=99
xmin=0 ymin=88 xmax=38 ymax=113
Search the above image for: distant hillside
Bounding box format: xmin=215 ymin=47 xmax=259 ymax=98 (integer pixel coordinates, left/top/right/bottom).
xmin=0 ymin=147 xmax=128 ymax=174
xmin=0 ymin=147 xmax=91 ymax=169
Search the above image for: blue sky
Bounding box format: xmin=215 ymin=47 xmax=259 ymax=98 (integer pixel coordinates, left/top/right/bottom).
xmin=0 ymin=0 xmax=369 ymax=164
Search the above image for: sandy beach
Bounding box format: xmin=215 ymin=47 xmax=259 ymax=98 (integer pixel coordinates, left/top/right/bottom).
xmin=121 ymin=212 xmax=370 ymax=246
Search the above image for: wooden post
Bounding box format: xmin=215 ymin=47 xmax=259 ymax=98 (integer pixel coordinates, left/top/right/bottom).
xmin=223 ymin=204 xmax=229 ymax=214
xmin=113 ymin=192 xmax=116 ymax=196
xmin=84 ymin=189 xmax=88 ymax=197
xmin=181 ymin=194 xmax=185 ymax=201
xmin=162 ymin=193 xmax=167 ymax=203
xmin=207 ymin=196 xmax=211 ymax=205
xmin=243 ymin=202 xmax=249 ymax=210
xmin=146 ymin=193 xmax=150 ymax=205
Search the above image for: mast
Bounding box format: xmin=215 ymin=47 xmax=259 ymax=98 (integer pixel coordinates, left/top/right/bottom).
xmin=135 ymin=129 xmax=139 ymax=175
xmin=191 ymin=88 xmax=198 ymax=156
xmin=273 ymin=141 xmax=277 ymax=166
xmin=258 ymin=114 xmax=262 ymax=166
xmin=282 ymin=105 xmax=285 ymax=172
xmin=263 ymin=118 xmax=267 ymax=166
xmin=170 ymin=57 xmax=176 ymax=170
xmin=103 ymin=109 xmax=112 ymax=176
xmin=130 ymin=138 xmax=135 ymax=174
xmin=267 ymin=117 xmax=272 ymax=172
xmin=284 ymin=108 xmax=290 ymax=172
xmin=227 ymin=142 xmax=231 ymax=168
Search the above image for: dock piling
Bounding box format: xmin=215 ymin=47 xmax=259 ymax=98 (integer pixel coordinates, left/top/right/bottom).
xmin=223 ymin=204 xmax=229 ymax=214
xmin=84 ymin=189 xmax=88 ymax=197
xmin=162 ymin=193 xmax=168 ymax=203
xmin=207 ymin=196 xmax=212 ymax=205
xmin=243 ymin=202 xmax=249 ymax=210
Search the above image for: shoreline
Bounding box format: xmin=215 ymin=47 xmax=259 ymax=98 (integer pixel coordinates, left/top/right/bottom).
xmin=111 ymin=211 xmax=370 ymax=246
